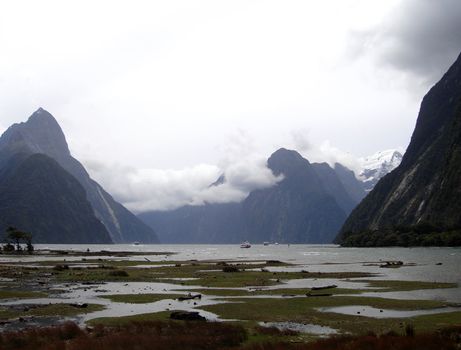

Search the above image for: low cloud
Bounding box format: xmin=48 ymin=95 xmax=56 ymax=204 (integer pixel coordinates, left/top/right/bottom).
xmin=83 ymin=132 xmax=281 ymax=213
xmin=349 ymin=0 xmax=461 ymax=86
xmin=289 ymin=132 xmax=363 ymax=176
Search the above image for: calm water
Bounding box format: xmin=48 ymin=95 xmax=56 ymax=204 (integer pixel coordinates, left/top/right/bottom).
xmin=25 ymin=244 xmax=461 ymax=285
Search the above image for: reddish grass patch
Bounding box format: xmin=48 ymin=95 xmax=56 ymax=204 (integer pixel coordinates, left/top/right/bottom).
xmin=243 ymin=326 xmax=461 ymax=350
xmin=1 ymin=322 xmax=460 ymax=350
xmin=0 ymin=320 xmax=247 ymax=350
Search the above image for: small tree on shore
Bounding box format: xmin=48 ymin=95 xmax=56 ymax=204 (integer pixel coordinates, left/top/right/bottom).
xmin=3 ymin=227 xmax=33 ymax=254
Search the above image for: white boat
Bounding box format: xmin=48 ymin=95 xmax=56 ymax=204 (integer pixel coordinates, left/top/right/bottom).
xmin=132 ymin=241 xmax=140 ymax=246
xmin=263 ymin=242 xmax=270 ymax=246
xmin=240 ymin=241 xmax=251 ymax=248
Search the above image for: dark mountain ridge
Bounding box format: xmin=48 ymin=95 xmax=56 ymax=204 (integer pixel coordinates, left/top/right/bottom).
xmin=0 ymin=153 xmax=112 ymax=243
xmin=337 ymin=52 xmax=461 ymax=246
xmin=140 ymin=148 xmax=362 ymax=244
xmin=0 ymin=109 xmax=158 ymax=243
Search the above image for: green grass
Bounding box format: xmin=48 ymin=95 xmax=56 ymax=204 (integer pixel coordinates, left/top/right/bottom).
xmin=0 ymin=303 xmax=105 ymax=320
xmin=183 ymin=287 xmax=361 ymax=297
xmin=157 ymin=270 xmax=374 ymax=288
xmin=87 ymin=311 xmax=172 ymax=326
xmin=100 ymin=293 xmax=182 ymax=304
xmin=0 ymin=289 xmax=47 ymax=299
xmin=201 ymin=295 xmax=456 ymax=335
xmin=359 ymin=280 xmax=458 ymax=292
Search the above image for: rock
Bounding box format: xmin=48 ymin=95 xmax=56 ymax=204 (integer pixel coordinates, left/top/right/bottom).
xmin=70 ymin=303 xmax=88 ymax=308
xmin=169 ymin=311 xmax=206 ymax=321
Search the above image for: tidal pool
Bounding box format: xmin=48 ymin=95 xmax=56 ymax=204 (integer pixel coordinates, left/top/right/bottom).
xmin=317 ymin=305 xmax=461 ymax=318
xmin=259 ymin=321 xmax=338 ymax=336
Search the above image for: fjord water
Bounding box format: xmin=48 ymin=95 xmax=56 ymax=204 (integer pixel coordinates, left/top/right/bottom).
xmin=27 ymin=244 xmax=461 ymax=296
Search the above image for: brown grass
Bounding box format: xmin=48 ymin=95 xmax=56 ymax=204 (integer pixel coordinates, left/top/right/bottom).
xmin=0 ymin=322 xmax=459 ymax=350
xmin=0 ymin=320 xmax=247 ymax=350
xmin=243 ymin=327 xmax=461 ymax=350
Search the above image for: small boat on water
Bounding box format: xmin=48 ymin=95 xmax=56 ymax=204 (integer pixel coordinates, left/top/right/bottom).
xmin=263 ymin=242 xmax=270 ymax=246
xmin=240 ymin=241 xmax=251 ymax=248
xmin=132 ymin=241 xmax=140 ymax=246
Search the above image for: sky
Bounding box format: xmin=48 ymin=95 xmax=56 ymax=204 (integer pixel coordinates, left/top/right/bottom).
xmin=1 ymin=0 xmax=461 ymax=212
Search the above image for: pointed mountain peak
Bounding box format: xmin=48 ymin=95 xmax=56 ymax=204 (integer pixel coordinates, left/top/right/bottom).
xmin=0 ymin=108 xmax=70 ymax=159
xmin=28 ymin=107 xmax=61 ymax=126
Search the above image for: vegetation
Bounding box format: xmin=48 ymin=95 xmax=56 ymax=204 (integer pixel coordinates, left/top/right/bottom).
xmin=0 ymin=321 xmax=459 ymax=350
xmin=2 ymin=227 xmax=34 ymax=254
xmin=0 ymin=320 xmax=247 ymax=350
xmin=0 ymin=252 xmax=459 ymax=348
xmin=201 ymin=296 xmax=459 ymax=335
xmin=100 ymin=293 xmax=181 ymax=304
xmin=0 ymin=303 xmax=105 ymax=320
xmin=0 ymin=290 xmax=47 ymax=300
xmin=341 ymin=224 xmax=461 ymax=247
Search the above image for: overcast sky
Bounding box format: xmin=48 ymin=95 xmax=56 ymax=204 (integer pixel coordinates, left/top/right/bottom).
xmin=1 ymin=0 xmax=460 ymax=212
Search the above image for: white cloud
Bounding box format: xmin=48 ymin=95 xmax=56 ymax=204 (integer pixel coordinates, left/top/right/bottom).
xmin=83 ymin=130 xmax=281 ymax=212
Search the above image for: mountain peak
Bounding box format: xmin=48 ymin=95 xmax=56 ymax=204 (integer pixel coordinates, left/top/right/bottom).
xmin=30 ymin=107 xmax=54 ymax=119
xmin=359 ymin=149 xmax=403 ymax=191
xmin=0 ymin=109 xmax=71 ymax=159
xmin=267 ymin=148 xmax=310 ymax=177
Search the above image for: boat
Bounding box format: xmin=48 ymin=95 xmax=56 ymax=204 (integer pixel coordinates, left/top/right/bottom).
xmin=240 ymin=241 xmax=251 ymax=248
xmin=263 ymin=242 xmax=270 ymax=246
xmin=132 ymin=241 xmax=140 ymax=246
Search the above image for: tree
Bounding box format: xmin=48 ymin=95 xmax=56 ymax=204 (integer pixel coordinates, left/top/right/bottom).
xmin=4 ymin=227 xmax=33 ymax=253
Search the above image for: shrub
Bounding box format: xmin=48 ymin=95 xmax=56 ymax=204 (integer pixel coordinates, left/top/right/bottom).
xmin=53 ymin=264 xmax=69 ymax=271
xmin=222 ymin=265 xmax=240 ymax=273
xmin=108 ymin=270 xmax=129 ymax=277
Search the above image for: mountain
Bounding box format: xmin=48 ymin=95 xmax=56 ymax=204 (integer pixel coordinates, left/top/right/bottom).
xmin=333 ymin=163 xmax=367 ymax=203
xmin=241 ymin=149 xmax=351 ymax=243
xmin=140 ymin=148 xmax=359 ymax=244
xmin=0 ymin=153 xmax=112 ymax=243
xmin=139 ymin=203 xmax=243 ymax=244
xmin=337 ymin=52 xmax=461 ymax=246
xmin=312 ymin=162 xmax=359 ymax=214
xmin=0 ymin=108 xmax=158 ymax=243
xmin=359 ymin=150 xmax=403 ymax=192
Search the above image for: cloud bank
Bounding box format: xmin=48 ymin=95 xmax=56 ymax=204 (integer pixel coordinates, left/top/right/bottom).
xmin=349 ymin=0 xmax=461 ymax=87
xmin=84 ymin=132 xmax=282 ymax=213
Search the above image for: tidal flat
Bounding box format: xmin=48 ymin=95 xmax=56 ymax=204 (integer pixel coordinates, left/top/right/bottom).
xmin=0 ymin=244 xmax=460 ymax=348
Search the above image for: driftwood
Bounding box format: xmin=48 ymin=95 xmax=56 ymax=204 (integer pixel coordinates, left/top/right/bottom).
xmin=177 ymin=294 xmax=202 ymax=301
xmin=380 ymin=261 xmax=403 ymax=268
xmin=306 ymin=292 xmax=332 ymax=297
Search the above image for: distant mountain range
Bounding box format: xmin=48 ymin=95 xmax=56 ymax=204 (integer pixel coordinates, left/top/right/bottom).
xmin=140 ymin=148 xmax=368 ymax=244
xmin=0 ymin=109 xmax=158 ymax=244
xmin=336 ymin=52 xmax=461 ymax=246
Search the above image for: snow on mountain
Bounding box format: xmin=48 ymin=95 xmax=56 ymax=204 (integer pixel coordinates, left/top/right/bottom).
xmin=359 ymin=149 xmax=403 ymax=192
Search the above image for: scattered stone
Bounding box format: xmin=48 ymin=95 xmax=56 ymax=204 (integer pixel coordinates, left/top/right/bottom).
xmin=170 ymin=311 xmax=206 ymax=321
xmin=70 ymin=303 xmax=88 ymax=308
xmin=380 ymin=261 xmax=404 ymax=268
